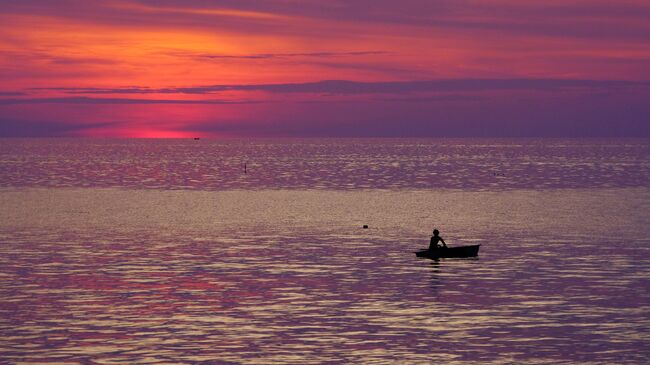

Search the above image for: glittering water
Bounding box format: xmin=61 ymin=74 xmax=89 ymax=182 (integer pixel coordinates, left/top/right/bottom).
xmin=1 ymin=138 xmax=649 ymax=190
xmin=1 ymin=139 xmax=649 ymax=364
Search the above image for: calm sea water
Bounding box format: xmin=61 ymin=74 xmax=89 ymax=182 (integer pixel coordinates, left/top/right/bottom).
xmin=1 ymin=138 xmax=649 ymax=190
xmin=0 ymin=138 xmax=649 ymax=364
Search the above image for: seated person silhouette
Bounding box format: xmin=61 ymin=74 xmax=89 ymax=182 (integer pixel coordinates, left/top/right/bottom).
xmin=429 ymin=229 xmax=448 ymax=251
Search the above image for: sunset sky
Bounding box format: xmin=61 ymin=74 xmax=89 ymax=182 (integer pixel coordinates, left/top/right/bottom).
xmin=1 ymin=0 xmax=648 ymax=138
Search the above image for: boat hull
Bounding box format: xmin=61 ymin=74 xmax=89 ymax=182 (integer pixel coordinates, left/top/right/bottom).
xmin=415 ymin=244 xmax=480 ymax=259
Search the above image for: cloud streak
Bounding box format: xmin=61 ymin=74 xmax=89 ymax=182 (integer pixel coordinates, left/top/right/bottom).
xmin=193 ymin=51 xmax=387 ymax=60
xmin=32 ymin=79 xmax=650 ymax=96
xmin=0 ymin=97 xmax=262 ymax=105
xmin=0 ymin=119 xmax=116 ymax=137
xmin=3 ymin=0 xmax=649 ymax=40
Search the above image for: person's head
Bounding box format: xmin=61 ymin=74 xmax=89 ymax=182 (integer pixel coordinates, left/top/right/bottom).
xmin=433 ymin=229 xmax=439 ymax=236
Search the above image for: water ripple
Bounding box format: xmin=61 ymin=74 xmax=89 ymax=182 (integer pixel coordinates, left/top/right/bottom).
xmin=1 ymin=222 xmax=649 ymax=363
xmin=1 ymin=138 xmax=649 ymax=190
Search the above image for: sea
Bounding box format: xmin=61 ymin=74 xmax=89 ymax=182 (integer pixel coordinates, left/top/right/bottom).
xmin=0 ymin=138 xmax=649 ymax=364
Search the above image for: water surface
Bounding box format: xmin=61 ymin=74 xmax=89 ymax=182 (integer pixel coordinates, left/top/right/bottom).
xmin=1 ymin=138 xmax=648 ymax=190
xmin=0 ymin=139 xmax=649 ymax=364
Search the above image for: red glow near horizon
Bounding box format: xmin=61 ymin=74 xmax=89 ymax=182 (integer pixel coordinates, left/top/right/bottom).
xmin=74 ymin=128 xmax=204 ymax=139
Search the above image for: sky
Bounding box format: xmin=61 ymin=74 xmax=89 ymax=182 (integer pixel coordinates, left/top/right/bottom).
xmin=0 ymin=0 xmax=649 ymax=138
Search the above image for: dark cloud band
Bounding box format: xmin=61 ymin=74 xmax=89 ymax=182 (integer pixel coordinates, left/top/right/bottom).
xmin=30 ymin=79 xmax=650 ymax=96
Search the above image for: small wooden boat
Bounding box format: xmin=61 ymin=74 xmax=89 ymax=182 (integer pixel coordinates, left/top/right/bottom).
xmin=415 ymin=244 xmax=480 ymax=259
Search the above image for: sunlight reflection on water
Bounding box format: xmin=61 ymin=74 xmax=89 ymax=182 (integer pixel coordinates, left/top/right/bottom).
xmin=1 ymin=188 xmax=649 ymax=363
xmin=1 ymin=138 xmax=649 ymax=190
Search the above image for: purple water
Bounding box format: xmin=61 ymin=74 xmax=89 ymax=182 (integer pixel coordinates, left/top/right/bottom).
xmin=1 ymin=138 xmax=649 ymax=190
xmin=0 ymin=139 xmax=649 ymax=364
